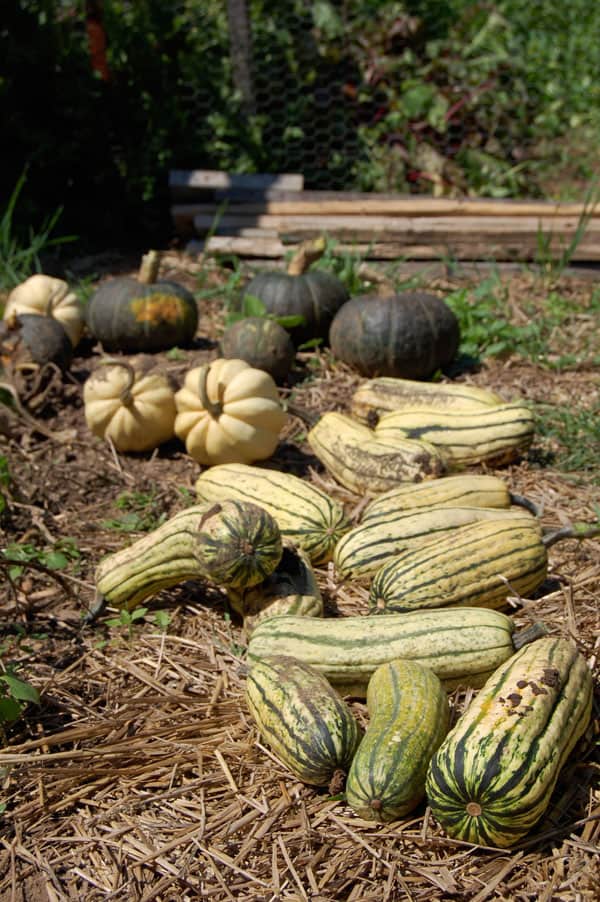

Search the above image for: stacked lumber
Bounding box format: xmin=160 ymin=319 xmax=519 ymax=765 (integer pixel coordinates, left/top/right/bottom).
xmin=170 ymin=171 xmax=600 ymax=262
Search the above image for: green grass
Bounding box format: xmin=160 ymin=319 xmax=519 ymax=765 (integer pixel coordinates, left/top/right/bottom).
xmin=532 ymin=402 xmax=600 ymax=481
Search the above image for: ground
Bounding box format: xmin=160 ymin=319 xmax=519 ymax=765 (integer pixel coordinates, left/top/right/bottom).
xmin=0 ymin=251 xmax=599 ymax=901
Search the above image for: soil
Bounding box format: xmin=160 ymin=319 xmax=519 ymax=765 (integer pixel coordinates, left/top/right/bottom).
xmin=0 ymin=251 xmax=599 ymax=900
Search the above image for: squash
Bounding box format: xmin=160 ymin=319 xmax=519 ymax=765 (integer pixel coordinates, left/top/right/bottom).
xmin=195 ymin=462 xmax=351 ymax=565
xmin=329 ymin=291 xmax=460 ymax=379
xmin=241 ymin=238 xmax=349 ymax=346
xmin=86 ymin=250 xmax=199 ymax=352
xmin=345 ymin=659 xmax=450 ymax=821
xmin=351 ymin=376 xmax=504 ymax=426
xmin=426 ymin=636 xmax=593 ymax=847
xmin=174 ymin=357 xmax=288 ymax=465
xmin=0 ymin=312 xmax=73 ymax=371
xmin=245 ymin=655 xmax=362 ymax=787
xmin=4 ymin=273 xmax=85 ymax=347
xmin=83 ymin=357 xmax=176 ymax=452
xmin=227 ymin=542 xmax=323 ymax=633
xmin=247 ymin=608 xmax=547 ymax=698
xmin=92 ymin=499 xmax=283 ymax=616
xmin=219 ymin=316 xmax=295 ymax=383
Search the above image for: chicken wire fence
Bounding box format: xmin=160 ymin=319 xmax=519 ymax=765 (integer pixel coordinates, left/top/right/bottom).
xmin=181 ymin=0 xmax=590 ymax=199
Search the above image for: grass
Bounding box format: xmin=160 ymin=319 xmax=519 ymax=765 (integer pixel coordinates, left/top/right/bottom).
xmin=533 ymin=402 xmax=600 ymax=481
xmin=0 ymin=171 xmax=76 ymax=292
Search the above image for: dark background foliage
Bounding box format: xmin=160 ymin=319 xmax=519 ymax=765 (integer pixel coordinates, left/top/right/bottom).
xmin=2 ymin=1 xmax=599 ymax=252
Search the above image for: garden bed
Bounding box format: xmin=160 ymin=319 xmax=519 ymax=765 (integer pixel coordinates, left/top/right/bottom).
xmin=1 ymin=251 xmax=599 ymax=900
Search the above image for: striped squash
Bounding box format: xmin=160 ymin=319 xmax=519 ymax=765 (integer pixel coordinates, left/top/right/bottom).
xmin=93 ymin=499 xmax=282 ymax=614
xmin=227 ymin=542 xmax=323 ymax=633
xmin=345 ymin=659 xmax=450 ymax=821
xmin=351 ymin=377 xmax=504 ymax=425
xmin=245 ymin=655 xmax=362 ymax=787
xmin=426 ymin=636 xmax=593 ymax=847
xmin=247 ymin=607 xmax=539 ymax=698
xmin=307 ymin=411 xmax=446 ymax=494
xmin=375 ymin=403 xmax=535 ymax=467
xmin=370 ymin=518 xmax=548 ymax=614
xmin=195 ymin=463 xmax=350 ymax=565
xmin=361 ymin=474 xmax=517 ymax=524
xmin=334 ymin=506 xmax=540 ymax=582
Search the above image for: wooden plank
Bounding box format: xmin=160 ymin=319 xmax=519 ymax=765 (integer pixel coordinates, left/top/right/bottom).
xmin=173 ymin=193 xmax=600 ymax=218
xmin=192 ymin=212 xmax=600 ymax=240
xmin=202 ymin=234 xmax=600 ymax=262
xmin=169 ymin=170 xmax=304 ymax=192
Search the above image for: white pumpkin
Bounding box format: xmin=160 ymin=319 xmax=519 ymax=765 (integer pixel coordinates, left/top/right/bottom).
xmin=83 ymin=359 xmax=176 ymax=452
xmin=174 ymin=357 xmax=288 ymax=465
xmin=4 ymin=274 xmax=85 ymax=347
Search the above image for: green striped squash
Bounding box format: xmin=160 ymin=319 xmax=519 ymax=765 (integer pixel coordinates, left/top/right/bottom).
xmin=334 ymin=506 xmax=540 ymax=582
xmin=345 ymin=659 xmax=450 ymax=821
xmin=245 ymin=655 xmax=362 ymax=786
xmin=227 ymin=542 xmax=323 ymax=633
xmin=426 ymin=636 xmax=593 ymax=848
xmin=195 ymin=463 xmax=350 ymax=565
xmin=193 ymin=499 xmax=283 ymax=589
xmin=247 ymin=607 xmax=529 ymax=698
xmin=370 ymin=518 xmax=548 ymax=614
xmin=94 ymin=499 xmax=282 ymax=612
xmin=361 ymin=474 xmax=515 ymax=524
xmin=351 ymin=377 xmax=504 ymax=425
xmin=375 ymin=403 xmax=535 ymax=467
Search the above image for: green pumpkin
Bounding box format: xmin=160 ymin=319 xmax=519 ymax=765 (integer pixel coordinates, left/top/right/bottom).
xmin=329 ymin=291 xmax=460 ymax=379
xmin=0 ymin=312 xmax=73 ymax=371
xmin=86 ymin=251 xmax=199 ymax=353
xmin=242 ymin=238 xmax=348 ymax=347
xmin=219 ymin=316 xmax=295 ymax=383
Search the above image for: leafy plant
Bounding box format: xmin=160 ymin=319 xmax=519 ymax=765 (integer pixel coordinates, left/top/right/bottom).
xmin=2 ymin=538 xmax=80 ymax=582
xmin=104 ymin=606 xmax=149 ymax=640
xmin=0 ymin=669 xmax=40 ymax=726
xmin=102 ymin=490 xmax=167 ymax=533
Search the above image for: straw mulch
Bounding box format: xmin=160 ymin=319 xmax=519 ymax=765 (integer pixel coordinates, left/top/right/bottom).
xmin=1 ymin=258 xmax=599 ymax=901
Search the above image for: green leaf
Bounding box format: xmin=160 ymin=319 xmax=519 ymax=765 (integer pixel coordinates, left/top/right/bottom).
xmin=0 ymin=673 xmax=40 ymax=704
xmin=273 ymin=314 xmax=305 ymax=328
xmin=0 ymin=697 xmax=22 ymax=723
xmin=241 ymin=294 xmax=268 ymax=317
xmin=42 ymin=551 xmax=69 ymax=570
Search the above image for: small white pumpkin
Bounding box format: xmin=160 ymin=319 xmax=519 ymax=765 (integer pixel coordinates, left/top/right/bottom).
xmin=4 ymin=274 xmax=85 ymax=347
xmin=174 ymin=357 xmax=288 ymax=465
xmin=83 ymin=358 xmax=177 ymax=452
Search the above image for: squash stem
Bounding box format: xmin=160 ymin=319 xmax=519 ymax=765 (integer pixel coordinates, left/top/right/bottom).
xmin=286 ymin=237 xmax=327 ymax=276
xmin=198 ymin=364 xmax=223 ymax=418
xmin=509 ymin=493 xmax=542 ymax=517
xmin=96 ymin=357 xmax=136 ymax=406
xmin=542 ymin=521 xmax=600 ymax=548
xmin=512 ymin=622 xmax=549 ymax=650
xmin=138 ymin=249 xmax=162 ymax=284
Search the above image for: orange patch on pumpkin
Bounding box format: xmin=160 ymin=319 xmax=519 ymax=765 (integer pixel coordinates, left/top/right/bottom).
xmin=131 ymin=295 xmax=183 ymax=324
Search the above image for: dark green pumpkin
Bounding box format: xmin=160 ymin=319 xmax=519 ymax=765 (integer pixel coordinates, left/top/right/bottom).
xmin=242 ymin=239 xmax=349 ymax=347
xmin=86 ymin=251 xmax=199 ymax=353
xmin=0 ymin=313 xmax=73 ymax=371
xmin=329 ymin=291 xmax=460 ymax=379
xmin=219 ymin=317 xmax=295 ymax=383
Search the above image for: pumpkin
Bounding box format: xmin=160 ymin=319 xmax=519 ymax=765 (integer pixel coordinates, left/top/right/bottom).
xmin=0 ymin=313 xmax=73 ymax=371
xmin=83 ymin=357 xmax=177 ymax=452
xmin=241 ymin=238 xmax=349 ymax=346
xmin=3 ymin=274 xmax=85 ymax=347
xmin=329 ymin=290 xmax=460 ymax=379
xmin=174 ymin=357 xmax=288 ymax=465
xmin=86 ymin=250 xmax=199 ymax=353
xmin=219 ymin=316 xmax=295 ymax=383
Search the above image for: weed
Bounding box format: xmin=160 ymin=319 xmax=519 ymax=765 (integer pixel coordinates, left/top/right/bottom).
xmin=2 ymin=538 xmax=80 ymax=582
xmin=0 ymin=170 xmax=76 ymax=291
xmin=102 ymin=490 xmax=167 ymax=533
xmin=0 ymin=668 xmax=40 ymax=727
xmin=104 ymin=606 xmax=149 ymax=641
xmin=532 ymin=402 xmax=600 ymax=480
